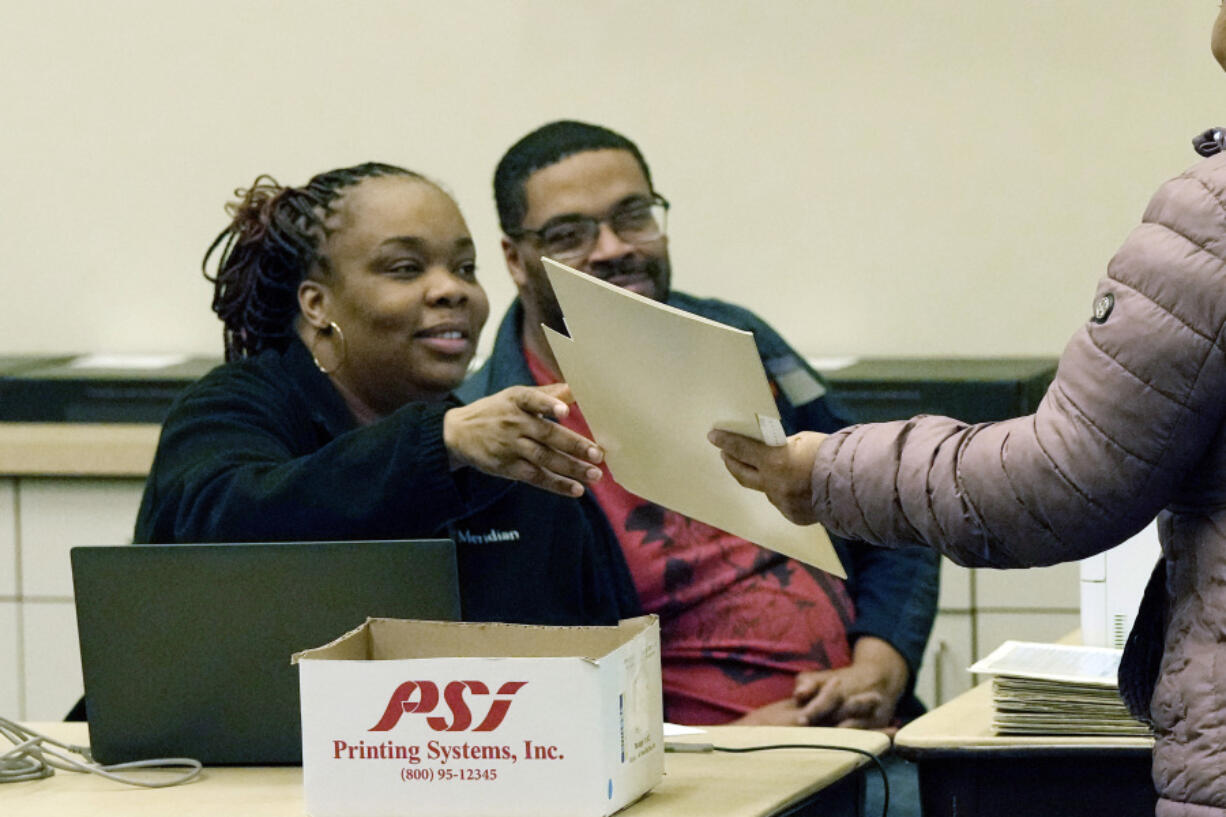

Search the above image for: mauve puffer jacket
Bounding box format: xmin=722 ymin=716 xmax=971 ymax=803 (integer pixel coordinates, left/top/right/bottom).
xmin=811 ymin=152 xmax=1226 ymax=817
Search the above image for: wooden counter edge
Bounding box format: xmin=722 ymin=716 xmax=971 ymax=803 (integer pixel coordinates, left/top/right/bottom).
xmin=0 ymin=423 xmax=160 ymax=477
xmin=894 ymin=681 xmax=1153 ymax=751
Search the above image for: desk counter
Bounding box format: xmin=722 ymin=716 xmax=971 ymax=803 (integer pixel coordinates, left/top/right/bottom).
xmin=7 ymin=722 xmax=888 ymax=817
xmin=0 ymin=423 xmax=159 ymax=477
xmin=895 ymin=681 xmax=1155 ymax=816
xmin=896 ymin=680 xmax=1153 ymax=753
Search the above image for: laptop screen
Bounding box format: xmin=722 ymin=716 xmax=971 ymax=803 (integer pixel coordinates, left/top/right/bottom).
xmin=70 ymin=539 xmax=460 ymax=765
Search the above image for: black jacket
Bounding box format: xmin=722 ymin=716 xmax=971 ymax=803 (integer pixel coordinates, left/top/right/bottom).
xmin=134 ymin=339 xmax=641 ymax=626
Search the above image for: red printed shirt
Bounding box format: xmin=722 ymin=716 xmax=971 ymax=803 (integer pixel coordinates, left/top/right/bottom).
xmin=525 ymin=348 xmax=855 ymax=724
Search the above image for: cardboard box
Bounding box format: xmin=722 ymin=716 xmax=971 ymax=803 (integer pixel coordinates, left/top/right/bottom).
xmin=292 ymin=616 xmax=663 ymax=817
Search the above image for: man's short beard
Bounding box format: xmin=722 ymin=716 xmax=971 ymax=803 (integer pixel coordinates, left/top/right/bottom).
xmin=589 ymin=254 xmax=671 ymax=303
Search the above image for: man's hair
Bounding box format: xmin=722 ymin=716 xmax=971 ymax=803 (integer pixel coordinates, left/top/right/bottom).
xmin=494 ymin=120 xmax=653 ymax=234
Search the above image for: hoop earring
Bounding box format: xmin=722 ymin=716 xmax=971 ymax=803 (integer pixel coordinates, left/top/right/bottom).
xmin=309 ymin=321 xmax=347 ymax=375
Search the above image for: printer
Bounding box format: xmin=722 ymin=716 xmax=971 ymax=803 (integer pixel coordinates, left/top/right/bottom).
xmin=1079 ymin=522 xmax=1162 ymax=649
xmin=0 ymin=354 xmax=220 ymax=424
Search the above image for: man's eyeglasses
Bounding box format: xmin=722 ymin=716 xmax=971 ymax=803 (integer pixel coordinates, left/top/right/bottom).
xmin=510 ymin=195 xmax=669 ymax=263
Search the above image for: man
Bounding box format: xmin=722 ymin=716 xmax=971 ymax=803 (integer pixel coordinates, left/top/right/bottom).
xmin=461 ymin=120 xmax=938 ymax=728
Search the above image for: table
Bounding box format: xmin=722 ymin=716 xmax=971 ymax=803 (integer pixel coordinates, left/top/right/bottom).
xmin=894 ymin=681 xmax=1155 ymax=817
xmin=5 ymin=723 xmax=888 ymax=817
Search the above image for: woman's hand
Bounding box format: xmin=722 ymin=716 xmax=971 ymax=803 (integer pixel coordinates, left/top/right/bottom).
xmin=707 ymin=429 xmax=827 ymax=525
xmin=728 ymin=697 xmax=809 ymax=726
xmin=444 ymin=383 xmax=604 ymax=497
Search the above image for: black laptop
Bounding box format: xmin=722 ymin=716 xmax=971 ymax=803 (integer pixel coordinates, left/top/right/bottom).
xmin=70 ymin=540 xmax=460 ymax=765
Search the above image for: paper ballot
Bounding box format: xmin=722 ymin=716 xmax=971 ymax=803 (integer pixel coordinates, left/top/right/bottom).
xmin=541 ymin=258 xmax=844 ymax=577
xmin=967 ymin=641 xmax=1150 ymax=736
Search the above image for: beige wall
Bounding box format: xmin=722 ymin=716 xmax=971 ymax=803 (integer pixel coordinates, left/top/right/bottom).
xmin=2 ymin=1 xmax=1219 ymax=362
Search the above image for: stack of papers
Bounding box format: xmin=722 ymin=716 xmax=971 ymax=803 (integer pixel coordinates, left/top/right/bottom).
xmin=968 ymin=641 xmax=1151 ymax=737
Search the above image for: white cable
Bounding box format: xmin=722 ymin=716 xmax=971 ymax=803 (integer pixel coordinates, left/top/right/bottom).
xmin=0 ymin=717 xmax=201 ymax=788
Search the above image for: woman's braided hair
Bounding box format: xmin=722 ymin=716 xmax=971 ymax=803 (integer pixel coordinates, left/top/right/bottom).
xmin=203 ymin=162 xmax=421 ymax=361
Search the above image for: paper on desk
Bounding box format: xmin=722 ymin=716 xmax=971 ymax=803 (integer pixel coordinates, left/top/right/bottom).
xmin=541 ymin=258 xmax=844 ymax=577
xmin=663 ymin=723 xmax=706 ymax=737
xmin=968 ymin=641 xmax=1122 ymax=686
xmin=969 ymin=641 xmax=1149 ymax=736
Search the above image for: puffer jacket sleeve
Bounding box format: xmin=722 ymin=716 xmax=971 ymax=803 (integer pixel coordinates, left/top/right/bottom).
xmin=812 ymin=154 xmax=1226 ymax=568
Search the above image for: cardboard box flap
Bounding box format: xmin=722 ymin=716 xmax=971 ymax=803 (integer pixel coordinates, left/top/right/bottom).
xmin=291 ymin=618 xmax=373 ymax=664
xmin=294 ymin=615 xmax=657 ymax=663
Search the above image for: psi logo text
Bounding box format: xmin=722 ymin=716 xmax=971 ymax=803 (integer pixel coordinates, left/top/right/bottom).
xmin=370 ymin=680 xmax=528 ymax=732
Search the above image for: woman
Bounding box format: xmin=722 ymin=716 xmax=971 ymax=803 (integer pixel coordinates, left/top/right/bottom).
xmin=710 ymin=8 xmax=1226 ymax=816
xmin=135 ymin=161 xmax=639 ymax=626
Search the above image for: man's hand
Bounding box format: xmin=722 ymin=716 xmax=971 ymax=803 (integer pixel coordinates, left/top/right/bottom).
xmin=728 ymin=697 xmax=809 ymax=726
xmin=728 ymin=639 xmax=909 ymax=729
xmin=792 ymin=637 xmax=909 ymax=731
xmin=708 ymin=429 xmax=826 ymax=526
xmin=443 ymin=383 xmax=604 ymax=497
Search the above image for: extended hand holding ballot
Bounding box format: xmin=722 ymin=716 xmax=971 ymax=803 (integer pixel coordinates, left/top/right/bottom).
xmin=443 ymin=382 xmax=605 ymax=497
xmin=708 ymin=428 xmax=828 ymax=527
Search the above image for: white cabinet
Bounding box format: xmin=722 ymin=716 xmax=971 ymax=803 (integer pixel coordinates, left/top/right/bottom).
xmin=975 ymin=610 xmax=1080 ymax=661
xmin=936 ymin=560 xmax=973 ymax=610
xmin=18 ymin=478 xmax=145 ymax=598
xmin=976 ymin=561 xmax=1080 ymax=611
xmin=5 ymin=476 xmax=145 ymax=721
xmin=0 ymin=601 xmax=18 ymax=717
xmin=1 ymin=479 xmax=15 ymax=597
xmin=916 ymin=558 xmax=1080 ymax=708
xmin=914 ymin=610 xmax=973 ymax=707
xmin=0 ymin=480 xmax=18 ymax=719
xmin=22 ymin=600 xmax=84 ymax=721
